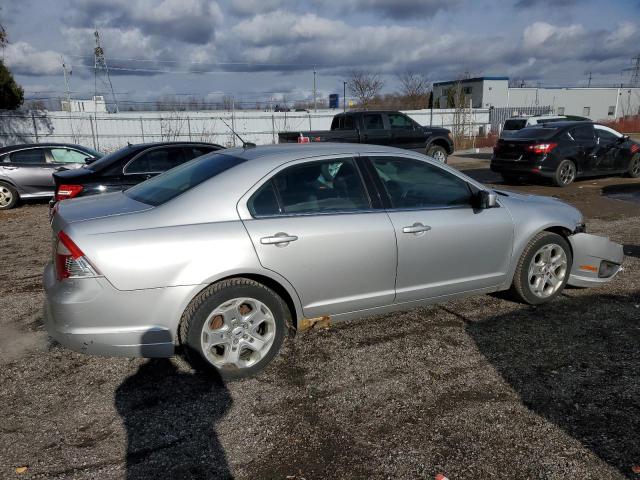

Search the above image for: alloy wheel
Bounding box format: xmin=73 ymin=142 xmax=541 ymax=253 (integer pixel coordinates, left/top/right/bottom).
xmin=432 ymin=150 xmax=446 ymax=163
xmin=559 ymin=162 xmax=575 ymax=185
xmin=0 ymin=185 xmax=13 ymax=207
xmin=200 ymin=297 xmax=276 ymax=370
xmin=527 ymin=243 xmax=568 ymax=298
xmin=631 ymin=156 xmax=640 ymax=176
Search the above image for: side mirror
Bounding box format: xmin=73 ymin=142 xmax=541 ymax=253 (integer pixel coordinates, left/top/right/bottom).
xmin=478 ymin=190 xmax=498 ymax=209
xmin=84 ymin=157 xmax=95 ymax=165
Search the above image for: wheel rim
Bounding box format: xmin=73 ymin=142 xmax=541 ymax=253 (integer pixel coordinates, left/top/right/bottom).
xmin=200 ymin=297 xmax=276 ymax=370
xmin=559 ymin=162 xmax=575 ymax=185
xmin=432 ymin=149 xmax=446 ymax=163
xmin=0 ymin=186 xmax=13 ymax=207
xmin=527 ymin=243 xmax=568 ymax=298
xmin=631 ymin=156 xmax=640 ymax=176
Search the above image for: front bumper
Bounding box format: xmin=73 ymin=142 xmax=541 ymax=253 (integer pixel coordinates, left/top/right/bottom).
xmin=43 ymin=262 xmax=195 ymax=357
xmin=567 ymin=233 xmax=624 ymax=287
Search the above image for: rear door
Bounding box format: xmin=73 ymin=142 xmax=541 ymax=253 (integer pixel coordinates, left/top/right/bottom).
xmin=386 ymin=113 xmax=424 ymax=151
xmin=122 ymin=146 xmax=188 ymax=188
xmin=368 ymin=155 xmax=514 ymax=301
xmin=240 ymin=155 xmax=397 ymax=318
xmin=4 ymin=148 xmax=55 ymax=196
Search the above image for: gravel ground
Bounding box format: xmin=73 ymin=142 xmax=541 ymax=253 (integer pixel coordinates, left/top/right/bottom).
xmin=1 ymin=166 xmax=639 ymax=479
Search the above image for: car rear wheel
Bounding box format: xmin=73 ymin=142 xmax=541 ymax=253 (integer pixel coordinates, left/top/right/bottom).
xmin=628 ymin=153 xmax=640 ymax=178
xmin=510 ymin=231 xmax=572 ymax=305
xmin=0 ymin=182 xmax=18 ymax=210
xmin=427 ymin=145 xmax=448 ymax=164
xmin=553 ymin=159 xmax=576 ymax=187
xmin=180 ymin=278 xmax=289 ymax=380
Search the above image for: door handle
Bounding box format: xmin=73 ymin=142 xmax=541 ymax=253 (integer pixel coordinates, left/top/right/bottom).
xmin=3 ymin=166 xmax=17 ymax=170
xmin=260 ymin=232 xmax=298 ymax=245
xmin=402 ymin=223 xmax=431 ymax=234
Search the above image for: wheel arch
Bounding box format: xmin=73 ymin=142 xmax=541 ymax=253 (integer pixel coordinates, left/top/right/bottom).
xmin=426 ymin=137 xmax=453 ymax=154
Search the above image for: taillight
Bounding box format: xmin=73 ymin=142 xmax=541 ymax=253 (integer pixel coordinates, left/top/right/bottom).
xmin=55 ymin=231 xmax=99 ymax=280
xmin=526 ymin=143 xmax=557 ymax=154
xmin=55 ymin=184 xmax=83 ymax=201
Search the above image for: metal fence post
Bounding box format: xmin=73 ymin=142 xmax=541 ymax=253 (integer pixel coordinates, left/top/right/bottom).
xmin=30 ymin=112 xmax=39 ymax=143
xmin=89 ymin=115 xmax=97 ymax=150
xmin=187 ymin=116 xmax=192 ymax=141
xmin=271 ymin=114 xmax=276 ymax=144
xmin=140 ymin=117 xmax=145 ymax=142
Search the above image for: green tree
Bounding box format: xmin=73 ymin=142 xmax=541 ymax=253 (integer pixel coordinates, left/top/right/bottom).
xmin=0 ymin=61 xmax=24 ymax=110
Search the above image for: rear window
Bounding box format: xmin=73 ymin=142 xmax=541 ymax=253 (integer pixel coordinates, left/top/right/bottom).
xmin=83 ymin=146 xmax=137 ymax=172
xmin=510 ymin=127 xmax=559 ymax=139
xmin=503 ymin=119 xmax=527 ymax=131
xmin=126 ymin=153 xmax=246 ymax=206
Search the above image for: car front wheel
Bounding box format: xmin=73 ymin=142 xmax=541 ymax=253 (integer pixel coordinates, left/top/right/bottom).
xmin=180 ymin=278 xmax=289 ymax=380
xmin=510 ymin=232 xmax=572 ymax=305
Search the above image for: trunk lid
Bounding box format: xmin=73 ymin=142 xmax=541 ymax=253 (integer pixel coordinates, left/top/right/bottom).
xmin=494 ymin=139 xmax=536 ymax=160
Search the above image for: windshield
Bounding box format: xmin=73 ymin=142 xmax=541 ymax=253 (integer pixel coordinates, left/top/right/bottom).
xmin=126 ymin=152 xmax=246 ymax=206
xmin=81 ymin=146 xmax=104 ymax=158
xmin=510 ymin=127 xmax=559 ymax=139
xmin=503 ymin=119 xmax=527 ymax=131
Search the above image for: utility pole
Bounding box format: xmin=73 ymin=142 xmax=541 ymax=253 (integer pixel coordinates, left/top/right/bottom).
xmin=61 ymin=56 xmax=72 ymax=109
xmin=93 ymin=30 xmax=118 ymax=113
xmin=343 ymin=81 xmax=346 ymax=112
xmin=587 ymin=71 xmax=592 ymax=88
xmin=313 ymin=66 xmax=317 ymax=112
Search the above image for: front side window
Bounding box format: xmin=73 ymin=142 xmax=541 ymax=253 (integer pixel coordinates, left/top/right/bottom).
xmin=596 ymin=127 xmax=620 ymax=144
xmin=125 ymin=147 xmax=186 ymax=174
xmin=372 ymin=157 xmax=472 ymax=209
xmin=249 ymin=158 xmax=370 ymax=216
xmin=50 ymin=148 xmax=89 ymax=164
xmin=10 ymin=149 xmax=46 ymax=164
xmin=388 ymin=113 xmax=414 ymax=129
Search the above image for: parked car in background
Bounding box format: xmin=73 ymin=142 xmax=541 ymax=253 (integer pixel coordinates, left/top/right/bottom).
xmin=0 ymin=143 xmax=102 ymax=210
xmin=491 ymin=121 xmax=640 ymax=186
xmin=278 ymin=110 xmax=454 ymax=163
xmin=52 ymin=141 xmax=224 ymax=204
xmin=501 ymin=115 xmax=589 ymax=138
xmin=45 ymin=143 xmax=623 ymax=379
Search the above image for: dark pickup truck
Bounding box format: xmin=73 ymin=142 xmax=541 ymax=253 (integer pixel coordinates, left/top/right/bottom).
xmin=278 ymin=110 xmax=454 ymax=163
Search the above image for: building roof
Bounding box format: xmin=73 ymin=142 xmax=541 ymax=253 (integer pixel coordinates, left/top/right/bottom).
xmin=433 ymin=76 xmax=509 ymax=87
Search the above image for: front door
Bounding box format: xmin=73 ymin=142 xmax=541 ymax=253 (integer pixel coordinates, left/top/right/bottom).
xmin=368 ymin=155 xmax=514 ymax=302
xmin=386 ymin=113 xmax=424 ymax=151
xmin=594 ymin=126 xmax=625 ymax=172
xmin=241 ymin=156 xmax=397 ymax=318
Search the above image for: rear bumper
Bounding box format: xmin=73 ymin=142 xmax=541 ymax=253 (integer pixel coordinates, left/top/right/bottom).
xmin=567 ymin=233 xmax=624 ymax=287
xmin=490 ymin=158 xmax=555 ymax=177
xmin=43 ymin=262 xmax=196 ymax=357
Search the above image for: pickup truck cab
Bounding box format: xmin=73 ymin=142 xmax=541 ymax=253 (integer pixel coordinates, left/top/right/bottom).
xmin=278 ymin=110 xmax=454 ymax=163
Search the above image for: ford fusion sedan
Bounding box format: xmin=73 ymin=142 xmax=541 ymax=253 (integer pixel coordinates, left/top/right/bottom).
xmin=0 ymin=143 xmax=102 ymax=210
xmin=491 ymin=121 xmax=640 ymax=186
xmin=45 ymin=144 xmax=624 ymax=379
xmin=52 ymin=141 xmax=223 ymax=204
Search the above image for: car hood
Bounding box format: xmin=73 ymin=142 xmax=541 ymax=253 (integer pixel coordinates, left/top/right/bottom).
xmin=53 ymin=191 xmax=152 ymax=228
xmin=495 ymin=188 xmax=583 ymax=224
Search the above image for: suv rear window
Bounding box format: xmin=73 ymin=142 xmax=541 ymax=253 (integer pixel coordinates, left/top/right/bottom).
xmin=126 ymin=153 xmax=246 ymax=206
xmin=503 ymin=119 xmax=527 ymax=131
xmin=510 ymin=127 xmax=559 ymax=139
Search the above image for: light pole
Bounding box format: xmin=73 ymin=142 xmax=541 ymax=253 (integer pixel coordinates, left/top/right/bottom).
xmin=343 ymin=81 xmax=346 ymax=112
xmin=313 ymin=66 xmax=317 ymax=112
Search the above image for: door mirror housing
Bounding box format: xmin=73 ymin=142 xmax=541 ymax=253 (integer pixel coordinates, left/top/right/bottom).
xmin=478 ymin=190 xmax=498 ymax=209
xmin=84 ymin=157 xmax=95 ymax=165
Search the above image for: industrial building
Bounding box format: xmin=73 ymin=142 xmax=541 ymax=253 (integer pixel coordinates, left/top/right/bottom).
xmin=432 ymin=77 xmax=640 ymax=121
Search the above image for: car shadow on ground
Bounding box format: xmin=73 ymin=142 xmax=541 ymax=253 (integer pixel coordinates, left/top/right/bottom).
xmin=453 ymin=152 xmax=493 ymax=160
xmin=465 ymin=291 xmax=640 ymax=478
xmin=115 ymin=349 xmax=233 ymax=480
xmin=602 ymin=183 xmax=640 ymax=206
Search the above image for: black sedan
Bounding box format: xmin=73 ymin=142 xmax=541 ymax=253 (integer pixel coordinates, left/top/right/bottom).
xmin=0 ymin=143 xmax=102 ymax=210
xmin=491 ymin=121 xmax=640 ymax=187
xmin=52 ymin=141 xmax=223 ymax=203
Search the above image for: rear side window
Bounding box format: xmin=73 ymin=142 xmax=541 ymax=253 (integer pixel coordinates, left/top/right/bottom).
xmin=331 ymin=115 xmax=354 ymax=130
xmin=572 ymin=125 xmax=595 ymax=142
xmin=363 ymin=114 xmax=384 ymax=130
xmin=125 ymin=147 xmax=186 ymax=174
xmin=372 ymin=157 xmax=472 ymax=209
xmin=249 ymin=158 xmax=369 ymax=216
xmin=126 ymin=153 xmax=246 ymax=206
xmin=10 ymin=149 xmax=46 ymax=164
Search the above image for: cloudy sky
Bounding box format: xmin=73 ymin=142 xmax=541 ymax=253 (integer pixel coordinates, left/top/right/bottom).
xmin=2 ymin=0 xmax=639 ymax=107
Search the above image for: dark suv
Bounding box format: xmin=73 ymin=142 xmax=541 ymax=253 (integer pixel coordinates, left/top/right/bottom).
xmin=0 ymin=143 xmax=102 ymax=210
xmin=491 ymin=121 xmax=640 ymax=186
xmin=52 ymin=142 xmax=223 ymax=203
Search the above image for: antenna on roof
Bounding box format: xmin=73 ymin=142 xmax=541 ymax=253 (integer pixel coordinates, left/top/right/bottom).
xmin=220 ymin=118 xmax=256 ymax=148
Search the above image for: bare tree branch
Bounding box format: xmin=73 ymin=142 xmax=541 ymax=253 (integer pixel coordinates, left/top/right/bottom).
xmin=347 ymin=70 xmax=384 ymax=108
xmin=397 ymin=71 xmax=430 ymax=109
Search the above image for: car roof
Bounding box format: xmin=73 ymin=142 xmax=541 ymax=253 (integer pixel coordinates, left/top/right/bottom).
xmin=0 ymin=143 xmax=94 ymax=154
xmin=537 ymin=120 xmax=595 ymax=128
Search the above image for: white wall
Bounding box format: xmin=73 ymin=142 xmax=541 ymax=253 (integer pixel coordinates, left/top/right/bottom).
xmin=0 ymin=108 xmax=491 ymax=152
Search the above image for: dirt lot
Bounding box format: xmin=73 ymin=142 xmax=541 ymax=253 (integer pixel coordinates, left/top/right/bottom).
xmin=1 ymin=159 xmax=639 ymax=479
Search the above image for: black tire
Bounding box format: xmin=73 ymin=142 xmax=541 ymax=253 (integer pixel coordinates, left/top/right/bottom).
xmin=509 ymin=231 xmax=572 ymax=305
xmin=552 ymin=159 xmax=576 ymax=187
xmin=628 ymin=153 xmax=640 ymax=178
xmin=500 ymin=173 xmax=522 ymax=184
xmin=0 ymin=182 xmax=19 ymax=210
xmin=179 ymin=278 xmax=290 ymax=380
xmin=427 ymin=145 xmax=448 ymax=164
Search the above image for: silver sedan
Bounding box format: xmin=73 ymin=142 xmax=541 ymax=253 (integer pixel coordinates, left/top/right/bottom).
xmin=44 ymin=144 xmax=624 ymax=379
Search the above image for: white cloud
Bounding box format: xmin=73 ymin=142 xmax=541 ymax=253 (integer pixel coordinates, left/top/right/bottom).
xmin=3 ymin=41 xmax=62 ymax=76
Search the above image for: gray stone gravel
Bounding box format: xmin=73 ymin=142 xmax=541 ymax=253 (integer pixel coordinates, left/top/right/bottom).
xmin=0 ymin=185 xmax=638 ymax=479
